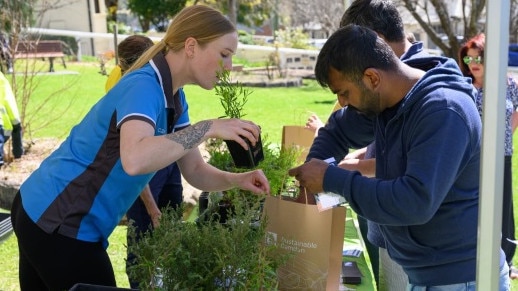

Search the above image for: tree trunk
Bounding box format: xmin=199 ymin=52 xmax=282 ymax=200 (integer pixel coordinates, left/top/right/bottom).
xmin=228 ymin=0 xmax=237 ymax=25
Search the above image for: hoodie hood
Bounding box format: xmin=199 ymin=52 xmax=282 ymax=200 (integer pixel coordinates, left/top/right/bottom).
xmin=396 ymin=57 xmax=476 ymax=118
xmin=400 ymin=41 xmax=427 ymax=61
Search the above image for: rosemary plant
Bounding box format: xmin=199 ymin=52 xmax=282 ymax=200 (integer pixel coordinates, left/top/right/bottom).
xmin=215 ymin=69 xmax=252 ymax=119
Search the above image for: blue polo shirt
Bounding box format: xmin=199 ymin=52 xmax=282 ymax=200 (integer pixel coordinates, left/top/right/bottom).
xmin=20 ymin=54 xmax=188 ymax=248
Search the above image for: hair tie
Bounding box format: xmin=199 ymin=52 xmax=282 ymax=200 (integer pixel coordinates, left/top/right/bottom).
xmin=159 ymin=39 xmax=169 ymax=52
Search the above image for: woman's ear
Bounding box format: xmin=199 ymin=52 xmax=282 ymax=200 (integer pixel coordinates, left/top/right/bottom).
xmin=184 ymin=37 xmax=197 ymax=58
xmin=362 ymin=68 xmax=381 ymax=91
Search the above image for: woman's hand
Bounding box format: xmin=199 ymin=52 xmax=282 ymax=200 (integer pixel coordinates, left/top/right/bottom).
xmin=344 ymin=147 xmax=367 ymax=160
xmin=206 ymin=118 xmax=261 ymax=150
xmin=305 ymin=114 xmax=325 ymax=136
xmin=233 ymin=169 xmax=270 ymax=195
xmin=139 ymin=185 xmax=162 ymax=228
xmin=338 ymin=158 xmax=375 ymax=177
xmin=150 ymin=210 xmax=162 ymax=228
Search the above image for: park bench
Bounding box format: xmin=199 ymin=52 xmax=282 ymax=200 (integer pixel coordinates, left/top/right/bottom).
xmin=14 ymin=40 xmax=67 ymax=72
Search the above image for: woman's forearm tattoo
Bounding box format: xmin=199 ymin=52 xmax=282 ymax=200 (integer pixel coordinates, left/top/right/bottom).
xmin=167 ymin=120 xmax=212 ymax=149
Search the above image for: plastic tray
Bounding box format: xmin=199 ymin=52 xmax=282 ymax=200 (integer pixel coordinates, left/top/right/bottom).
xmin=0 ymin=212 xmax=13 ymax=244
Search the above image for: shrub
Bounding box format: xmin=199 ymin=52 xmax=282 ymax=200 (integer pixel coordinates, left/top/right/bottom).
xmin=127 ymin=194 xmax=287 ymax=290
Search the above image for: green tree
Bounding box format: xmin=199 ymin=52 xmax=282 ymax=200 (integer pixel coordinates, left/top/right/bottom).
xmin=0 ymin=0 xmax=34 ymax=36
xmin=191 ymin=0 xmax=271 ymax=27
xmin=236 ymin=0 xmax=271 ymax=27
xmin=127 ymin=0 xmax=187 ymax=32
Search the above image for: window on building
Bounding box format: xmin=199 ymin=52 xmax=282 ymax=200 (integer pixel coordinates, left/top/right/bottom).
xmin=94 ymin=0 xmax=100 ymax=13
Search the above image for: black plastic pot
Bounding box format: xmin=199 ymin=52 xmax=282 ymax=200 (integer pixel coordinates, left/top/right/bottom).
xmin=197 ymin=192 xmax=235 ymax=224
xmin=198 ymin=192 xmax=265 ymax=226
xmin=216 ymin=199 xmax=235 ymax=224
xmin=198 ymin=192 xmax=209 ymax=215
xmin=224 ymin=135 xmax=264 ymax=169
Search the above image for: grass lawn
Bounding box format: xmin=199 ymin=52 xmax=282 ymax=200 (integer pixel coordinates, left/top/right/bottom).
xmin=12 ymin=59 xmax=335 ymax=144
xmin=1 ymin=60 xmax=518 ymax=290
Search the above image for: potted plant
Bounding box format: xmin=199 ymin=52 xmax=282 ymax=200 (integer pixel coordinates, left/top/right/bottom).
xmin=198 ymin=136 xmax=300 ymax=223
xmin=127 ymin=138 xmax=301 ymax=290
xmin=127 ymin=191 xmax=289 ymax=290
xmin=215 ymin=69 xmax=264 ymax=168
xmin=197 ymin=137 xmax=236 ymax=224
xmin=126 ymin=138 xmax=301 ymax=289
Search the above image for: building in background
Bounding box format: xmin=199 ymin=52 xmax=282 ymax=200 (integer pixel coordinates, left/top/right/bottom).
xmin=36 ymin=0 xmax=109 ymax=57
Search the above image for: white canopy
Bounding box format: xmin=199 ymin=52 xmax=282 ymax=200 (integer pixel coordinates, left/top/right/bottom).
xmin=478 ymin=0 xmax=509 ymax=289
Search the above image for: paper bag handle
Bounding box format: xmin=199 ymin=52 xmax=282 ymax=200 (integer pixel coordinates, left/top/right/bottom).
xmin=301 ymin=187 xmax=309 ymax=204
xmin=277 ymin=174 xmax=310 ymax=204
xmin=276 ymin=186 xmax=310 ymax=205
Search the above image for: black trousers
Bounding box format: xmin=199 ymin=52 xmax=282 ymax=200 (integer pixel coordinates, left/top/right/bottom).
xmin=11 ymin=192 xmax=116 ymax=290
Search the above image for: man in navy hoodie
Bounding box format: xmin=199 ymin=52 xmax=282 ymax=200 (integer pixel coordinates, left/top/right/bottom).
xmin=289 ymin=25 xmax=510 ymax=290
xmin=338 ymin=1 xmax=431 ymax=288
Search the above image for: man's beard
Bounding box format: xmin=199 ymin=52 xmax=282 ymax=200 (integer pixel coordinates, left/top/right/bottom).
xmin=356 ymin=84 xmax=380 ymax=117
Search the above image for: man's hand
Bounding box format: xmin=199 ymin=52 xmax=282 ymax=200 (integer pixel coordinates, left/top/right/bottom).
xmin=288 ymin=158 xmax=329 ymax=195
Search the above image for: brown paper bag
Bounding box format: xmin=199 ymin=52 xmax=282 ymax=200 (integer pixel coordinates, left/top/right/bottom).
xmin=263 ymin=196 xmax=346 ymax=290
xmin=281 ymin=125 xmax=315 ymax=164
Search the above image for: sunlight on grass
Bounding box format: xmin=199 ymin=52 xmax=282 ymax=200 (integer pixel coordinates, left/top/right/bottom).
xmin=12 ymin=60 xmax=110 ymax=140
xmin=0 ymin=235 xmax=19 ymax=291
xmin=108 ymin=226 xmax=131 ymax=288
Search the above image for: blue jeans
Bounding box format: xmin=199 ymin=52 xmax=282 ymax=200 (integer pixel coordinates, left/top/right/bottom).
xmin=407 ymin=263 xmax=509 ymax=291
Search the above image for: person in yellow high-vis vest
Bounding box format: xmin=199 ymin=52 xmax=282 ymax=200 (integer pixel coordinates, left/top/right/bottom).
xmin=0 ymin=71 xmax=23 ymax=165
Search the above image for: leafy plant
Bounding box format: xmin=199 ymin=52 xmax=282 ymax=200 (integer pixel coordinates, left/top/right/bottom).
xmin=205 ymin=138 xmax=236 ymax=172
xmin=215 ymin=69 xmax=253 ymax=119
xmin=206 ymin=134 xmax=299 ymax=198
xmin=127 ymin=193 xmax=287 ymax=290
xmin=255 ymin=139 xmax=299 ymax=197
xmin=215 ymin=67 xmax=264 ymax=169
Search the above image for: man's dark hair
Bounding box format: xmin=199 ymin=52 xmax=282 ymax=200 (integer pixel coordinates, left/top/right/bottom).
xmin=339 ymin=0 xmax=405 ymax=43
xmin=315 ymin=25 xmax=398 ymax=88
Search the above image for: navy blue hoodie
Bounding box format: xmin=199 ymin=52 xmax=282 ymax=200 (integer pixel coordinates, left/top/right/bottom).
xmin=308 ymin=56 xmax=484 ymax=285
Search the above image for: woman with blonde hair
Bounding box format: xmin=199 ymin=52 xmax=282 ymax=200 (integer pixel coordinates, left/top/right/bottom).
xmin=11 ymin=5 xmax=269 ymax=290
